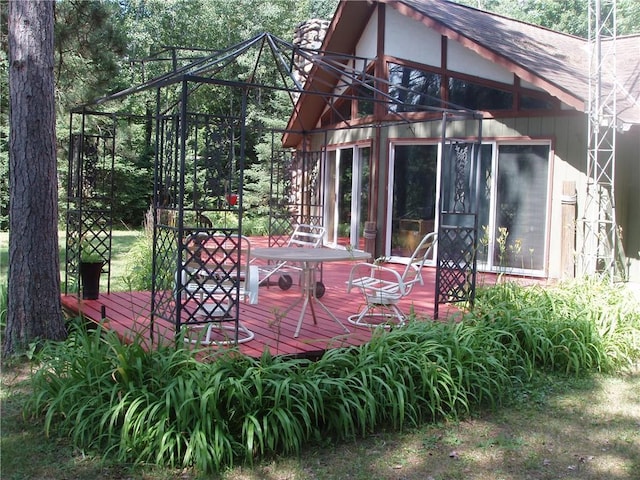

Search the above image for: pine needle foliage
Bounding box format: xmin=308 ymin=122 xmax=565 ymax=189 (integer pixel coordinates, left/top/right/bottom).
xmin=26 ymin=278 xmax=640 ymax=473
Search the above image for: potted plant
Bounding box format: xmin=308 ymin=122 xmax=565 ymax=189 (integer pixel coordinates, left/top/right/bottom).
xmin=79 ymin=241 xmax=104 ymax=300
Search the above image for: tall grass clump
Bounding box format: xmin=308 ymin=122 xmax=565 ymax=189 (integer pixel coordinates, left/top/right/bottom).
xmin=24 ymin=321 xmax=527 ymax=472
xmin=122 ymin=231 xmax=154 ymax=291
xmin=25 ymin=278 xmax=639 ymax=473
xmin=473 ymin=277 xmax=640 ymax=374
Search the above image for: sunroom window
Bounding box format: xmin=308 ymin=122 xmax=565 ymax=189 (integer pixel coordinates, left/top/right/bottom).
xmin=477 ymin=143 xmax=550 ymax=273
xmin=519 ymin=93 xmax=556 ymax=110
xmin=357 ymin=81 xmax=375 ymax=117
xmin=388 ymin=63 xmax=442 ymax=112
xmin=388 ymin=141 xmax=550 ymax=274
xmin=448 ymin=78 xmax=513 ymax=110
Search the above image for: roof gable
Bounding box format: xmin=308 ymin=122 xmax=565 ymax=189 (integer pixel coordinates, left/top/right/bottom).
xmin=386 ymin=0 xmax=589 ymax=109
xmin=295 ymin=0 xmax=638 ymax=129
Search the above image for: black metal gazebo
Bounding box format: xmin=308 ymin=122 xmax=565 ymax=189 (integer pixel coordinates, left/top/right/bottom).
xmin=64 ymin=32 xmax=483 ymax=345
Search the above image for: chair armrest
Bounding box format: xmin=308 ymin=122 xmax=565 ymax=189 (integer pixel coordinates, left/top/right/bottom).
xmin=385 ymin=256 xmax=411 ymax=266
xmin=347 ymin=262 xmax=406 ymax=296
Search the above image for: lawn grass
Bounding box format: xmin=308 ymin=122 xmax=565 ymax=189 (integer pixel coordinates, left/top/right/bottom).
xmin=0 ymin=231 xmax=6 ymax=277
xmin=1 ymin=231 xmax=639 ymax=479
xmin=0 ymin=229 xmax=142 ymax=291
xmin=104 ymin=229 xmax=146 ymax=291
xmin=2 ymin=361 xmax=638 ymax=479
xmin=286 ymin=372 xmax=640 ymax=480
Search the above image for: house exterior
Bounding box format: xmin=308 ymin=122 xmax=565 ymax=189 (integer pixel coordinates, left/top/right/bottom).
xmin=283 ymin=0 xmax=640 ymax=283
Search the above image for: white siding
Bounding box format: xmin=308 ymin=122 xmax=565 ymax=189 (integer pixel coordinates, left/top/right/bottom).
xmin=385 ymin=8 xmax=441 ymax=67
xmin=355 ymin=9 xmax=378 ymax=60
xmin=447 ymin=40 xmax=513 ymax=84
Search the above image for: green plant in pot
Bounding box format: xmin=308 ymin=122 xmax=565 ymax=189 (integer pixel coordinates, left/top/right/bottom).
xmin=80 ymin=241 xmax=104 ymax=300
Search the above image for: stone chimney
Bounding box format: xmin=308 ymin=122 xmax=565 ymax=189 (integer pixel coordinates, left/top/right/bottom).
xmin=292 ymin=19 xmax=330 ymax=92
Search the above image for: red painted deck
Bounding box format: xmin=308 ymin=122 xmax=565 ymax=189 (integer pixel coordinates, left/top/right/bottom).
xmin=61 ymin=244 xmax=467 ymax=359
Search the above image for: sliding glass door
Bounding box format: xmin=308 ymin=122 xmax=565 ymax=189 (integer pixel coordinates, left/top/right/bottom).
xmin=388 ymin=144 xmax=438 ymax=257
xmin=481 ymin=144 xmax=550 ymax=272
xmin=325 ymin=146 xmax=370 ymax=249
xmin=388 ymin=141 xmax=550 ymax=274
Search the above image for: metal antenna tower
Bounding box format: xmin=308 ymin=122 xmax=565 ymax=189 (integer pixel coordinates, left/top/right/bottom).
xmin=581 ymin=0 xmax=625 ymax=280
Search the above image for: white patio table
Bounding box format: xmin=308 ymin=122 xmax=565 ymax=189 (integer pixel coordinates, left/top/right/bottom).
xmin=251 ymin=247 xmax=371 ymax=337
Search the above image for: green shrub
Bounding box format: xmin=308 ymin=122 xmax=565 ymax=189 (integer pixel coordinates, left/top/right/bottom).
xmin=241 ymin=215 xmax=270 ymax=236
xmin=122 ymin=231 xmax=154 ymax=291
xmin=25 ymin=278 xmax=640 ymax=473
xmin=474 ymin=278 xmax=640 ymax=373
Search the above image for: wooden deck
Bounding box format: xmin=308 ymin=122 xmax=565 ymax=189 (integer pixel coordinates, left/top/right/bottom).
xmin=61 ymin=251 xmax=465 ymax=359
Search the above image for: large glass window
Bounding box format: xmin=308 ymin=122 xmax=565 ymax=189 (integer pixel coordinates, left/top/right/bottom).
xmin=386 ymin=63 xmax=560 ymax=116
xmin=325 ymin=146 xmax=370 ymax=249
xmin=388 ymin=63 xmax=442 ymax=112
xmin=475 ymin=143 xmax=550 ymax=272
xmin=325 ymin=152 xmax=338 ymax=245
xmin=390 ymin=144 xmax=438 ymax=256
xmin=357 ymin=81 xmax=375 ymax=117
xmin=387 ymin=142 xmax=549 ymax=274
xmin=337 ymin=148 xmax=354 ymax=246
xmin=493 ymin=144 xmax=549 ymax=271
xmin=520 ymin=94 xmax=555 ymax=110
xmin=388 ymin=63 xmax=516 ymax=112
xmin=448 ymin=78 xmax=513 ymax=110
xmin=476 ymin=144 xmax=495 ymax=264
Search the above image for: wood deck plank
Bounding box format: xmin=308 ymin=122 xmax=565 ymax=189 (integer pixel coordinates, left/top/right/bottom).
xmin=62 ymin=257 xmax=466 ymax=358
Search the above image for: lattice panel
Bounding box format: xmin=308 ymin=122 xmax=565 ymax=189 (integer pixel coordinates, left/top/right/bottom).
xmin=151 ymin=108 xmax=246 ymax=344
xmin=268 ymin=150 xmax=324 ymax=246
xmin=200 ymin=120 xmax=237 ymax=209
xmin=64 ymin=119 xmax=115 ymax=295
xmin=269 ymin=215 xmax=293 ymax=247
xmin=176 ymin=231 xmax=241 ymax=328
xmin=156 ymin=115 xmax=180 ymax=209
xmin=435 ymin=225 xmax=476 ymax=305
xmin=68 ymin=132 xmax=115 ymax=203
xmin=151 ymin=225 xmax=179 ymax=328
xmin=435 ymin=133 xmax=482 ymax=319
xmin=150 ymin=229 xmax=243 ymax=344
xmin=153 ymin=117 xmax=242 ymax=330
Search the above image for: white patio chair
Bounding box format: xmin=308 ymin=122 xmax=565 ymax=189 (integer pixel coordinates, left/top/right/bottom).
xmin=346 ymin=232 xmax=437 ymax=328
xmin=256 ymin=223 xmax=326 ymax=296
xmin=179 ymin=233 xmax=258 ymax=344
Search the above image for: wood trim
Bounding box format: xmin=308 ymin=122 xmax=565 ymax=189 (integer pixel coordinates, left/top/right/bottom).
xmin=385 ymin=53 xmax=563 ymax=113
xmin=374 ymin=4 xmax=387 ymax=121
xmin=386 ymin=135 xmax=556 ymax=144
xmin=318 ymin=107 xmax=582 ymax=133
xmin=441 ymin=35 xmax=448 ymax=105
xmin=371 ymin=3 xmax=386 ymax=229
xmin=385 ymin=1 xmax=584 ymax=111
xmin=514 ymin=76 xmax=522 ymax=111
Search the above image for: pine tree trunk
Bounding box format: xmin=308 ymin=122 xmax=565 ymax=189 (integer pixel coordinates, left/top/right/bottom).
xmin=4 ymin=0 xmax=66 ymax=356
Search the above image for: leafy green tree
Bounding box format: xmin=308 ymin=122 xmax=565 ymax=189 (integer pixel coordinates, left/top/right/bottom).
xmin=457 ymin=0 xmax=639 ymax=36
xmin=1 ymin=0 xmax=127 ymax=232
xmin=5 ymin=0 xmax=340 ymax=234
xmin=113 ymin=0 xmax=339 ymax=225
xmin=519 ymin=0 xmax=589 ymax=36
xmin=53 ymin=0 xmax=141 ymax=226
xmin=54 ymin=0 xmax=129 ymax=111
xmin=618 ymin=0 xmax=640 ymax=35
